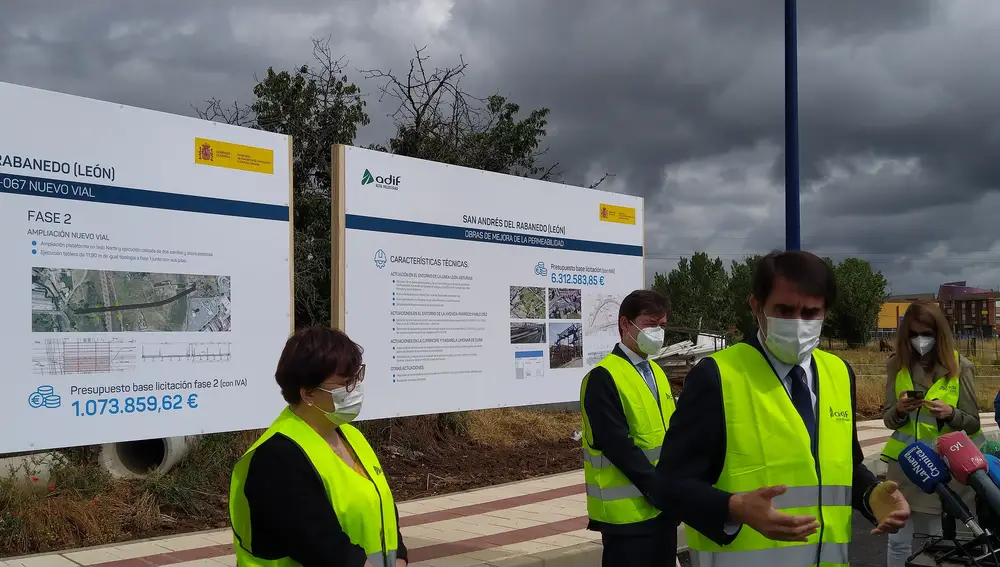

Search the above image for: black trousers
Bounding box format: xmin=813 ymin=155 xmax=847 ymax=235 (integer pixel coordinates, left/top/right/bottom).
xmin=601 ymin=529 xmax=678 ymax=567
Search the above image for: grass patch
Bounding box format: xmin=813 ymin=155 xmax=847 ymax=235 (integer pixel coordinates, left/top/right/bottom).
xmin=0 ymin=430 xmax=260 ymax=557
xmin=828 ymin=344 xmax=1000 ymax=419
xmin=464 ymin=408 xmax=580 ymax=447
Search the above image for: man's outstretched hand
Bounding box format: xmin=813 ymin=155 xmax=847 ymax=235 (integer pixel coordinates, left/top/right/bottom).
xmin=869 ymin=481 xmax=910 ymax=535
xmin=729 ymin=485 xmax=820 ymax=542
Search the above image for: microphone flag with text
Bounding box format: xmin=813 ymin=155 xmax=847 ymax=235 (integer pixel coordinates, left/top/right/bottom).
xmin=937 ymin=431 xmax=1000 ymax=521
xmin=899 ymin=440 xmax=984 ymax=537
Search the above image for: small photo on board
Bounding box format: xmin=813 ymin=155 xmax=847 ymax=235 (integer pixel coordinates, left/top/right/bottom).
xmin=547 ymin=288 xmax=582 ymax=319
xmin=548 ymin=322 xmax=583 ymax=369
xmin=511 ymin=322 xmax=546 ymax=344
xmin=510 ymin=286 xmax=546 ymax=319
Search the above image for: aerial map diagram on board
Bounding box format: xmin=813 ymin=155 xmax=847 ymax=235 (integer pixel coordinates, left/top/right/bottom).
xmin=31 ymin=268 xmax=231 ymax=333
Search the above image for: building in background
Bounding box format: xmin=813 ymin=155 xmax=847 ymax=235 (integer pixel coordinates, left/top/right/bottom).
xmin=877 ymin=293 xmax=937 ymax=337
xmin=937 ymin=281 xmax=1000 ymax=338
xmin=886 ymin=293 xmax=937 ymax=303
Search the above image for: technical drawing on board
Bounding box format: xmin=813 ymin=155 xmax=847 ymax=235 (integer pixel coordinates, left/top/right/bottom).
xmin=140 ymin=341 xmax=232 ymax=363
xmin=31 ymin=337 xmax=136 ymax=376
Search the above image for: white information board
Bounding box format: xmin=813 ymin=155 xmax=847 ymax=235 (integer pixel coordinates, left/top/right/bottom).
xmin=338 ymin=145 xmax=644 ymax=418
xmin=0 ymin=82 xmax=293 ymax=452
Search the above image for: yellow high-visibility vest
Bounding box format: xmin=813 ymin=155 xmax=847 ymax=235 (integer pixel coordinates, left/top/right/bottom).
xmin=686 ymin=344 xmax=853 ymax=567
xmin=230 ymin=408 xmax=399 ymax=567
xmin=881 ymin=351 xmax=986 ymax=461
xmin=580 ymin=352 xmax=676 ymax=524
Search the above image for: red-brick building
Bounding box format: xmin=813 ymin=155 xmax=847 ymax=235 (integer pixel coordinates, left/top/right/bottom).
xmin=937 ymin=281 xmax=1000 ymax=337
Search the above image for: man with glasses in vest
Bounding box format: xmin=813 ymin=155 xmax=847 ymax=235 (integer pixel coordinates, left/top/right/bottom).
xmin=580 ymin=289 xmax=677 ymax=566
xmin=655 ymin=250 xmax=911 ymax=567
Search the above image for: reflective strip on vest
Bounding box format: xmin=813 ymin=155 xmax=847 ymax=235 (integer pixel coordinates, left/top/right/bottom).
xmin=369 ymin=550 xmax=396 ymax=567
xmin=692 ymin=542 xmax=850 ymax=567
xmin=768 ymin=485 xmax=852 ymax=510
xmin=579 ymin=352 xmax=676 ymax=524
xmin=581 ymin=445 xmax=661 ymax=469
xmin=686 ymin=344 xmax=854 ymax=567
xmin=881 ymin=351 xmax=986 ymax=461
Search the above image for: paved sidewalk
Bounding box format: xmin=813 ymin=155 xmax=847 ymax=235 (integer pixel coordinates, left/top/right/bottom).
xmin=4 ymin=413 xmax=998 ymax=567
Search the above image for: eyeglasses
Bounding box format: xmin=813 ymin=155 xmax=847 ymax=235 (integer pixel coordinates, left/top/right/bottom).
xmin=345 ymin=364 xmax=366 ymax=393
xmin=318 ymin=364 xmax=366 ymax=394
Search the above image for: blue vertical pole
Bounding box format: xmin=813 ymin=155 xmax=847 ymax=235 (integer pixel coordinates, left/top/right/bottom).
xmin=784 ymin=0 xmax=800 ymax=251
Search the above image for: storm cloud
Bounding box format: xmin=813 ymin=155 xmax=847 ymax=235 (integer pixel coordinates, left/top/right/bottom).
xmin=3 ymin=0 xmax=999 ymax=294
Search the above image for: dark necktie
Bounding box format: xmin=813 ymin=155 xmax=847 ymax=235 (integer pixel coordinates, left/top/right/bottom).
xmin=789 ymin=365 xmax=816 ymax=447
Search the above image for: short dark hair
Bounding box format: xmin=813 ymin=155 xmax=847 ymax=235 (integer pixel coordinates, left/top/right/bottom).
xmin=751 ymin=250 xmax=837 ymax=308
xmin=619 ymin=289 xmax=670 ymax=325
xmin=274 ymin=326 xmax=364 ymax=405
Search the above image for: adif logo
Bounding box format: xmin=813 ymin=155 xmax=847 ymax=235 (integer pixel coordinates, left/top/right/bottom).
xmin=829 ymin=407 xmax=851 ymax=422
xmin=374 ymin=249 xmax=387 ymax=269
xmin=361 ymin=168 xmax=400 ymax=190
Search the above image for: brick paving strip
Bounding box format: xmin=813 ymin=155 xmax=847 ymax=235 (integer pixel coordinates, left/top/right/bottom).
xmin=14 ymin=414 xmax=998 ymax=567
xmin=73 ymin=483 xmax=588 ymax=567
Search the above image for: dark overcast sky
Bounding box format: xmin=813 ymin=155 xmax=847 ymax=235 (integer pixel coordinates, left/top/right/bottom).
xmin=4 ymin=0 xmax=1000 ymax=294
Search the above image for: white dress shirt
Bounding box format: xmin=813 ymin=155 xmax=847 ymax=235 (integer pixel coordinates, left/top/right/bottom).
xmin=618 ymin=342 xmax=659 ymax=399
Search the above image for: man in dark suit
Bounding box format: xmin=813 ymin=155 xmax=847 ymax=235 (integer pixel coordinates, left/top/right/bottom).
xmin=579 ymin=289 xmax=678 ymax=566
xmin=655 ymin=250 xmax=910 ymax=567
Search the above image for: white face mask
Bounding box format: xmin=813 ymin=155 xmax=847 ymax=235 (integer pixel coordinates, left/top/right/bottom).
xmin=314 ymin=382 xmax=364 ymax=426
xmin=631 ymin=321 xmax=665 ymax=355
xmin=762 ymin=316 xmax=823 ymax=365
xmin=911 ymin=336 xmax=936 ymax=356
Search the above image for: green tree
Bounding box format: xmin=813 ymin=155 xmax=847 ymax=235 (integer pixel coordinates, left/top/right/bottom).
xmin=727 ymin=255 xmax=762 ymax=339
xmin=652 ymin=252 xmax=731 ymax=338
xmin=829 ymin=257 xmax=888 ymax=347
xmin=196 ymin=39 xmax=371 ymax=326
xmin=818 ymin=256 xmax=839 ymax=340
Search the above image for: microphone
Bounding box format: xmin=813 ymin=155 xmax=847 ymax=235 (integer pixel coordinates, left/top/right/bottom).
xmin=979 ymin=454 xmax=1000 ymax=534
xmin=899 ymin=441 xmax=984 ymax=536
xmin=937 ymin=431 xmax=1000 ymax=520
xmin=985 ymin=454 xmax=1000 ymax=487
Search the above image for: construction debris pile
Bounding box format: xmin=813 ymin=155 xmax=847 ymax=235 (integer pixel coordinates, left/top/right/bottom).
xmin=652 ymin=333 xmax=728 ymax=384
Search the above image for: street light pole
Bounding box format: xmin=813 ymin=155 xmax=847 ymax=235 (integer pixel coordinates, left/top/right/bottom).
xmin=784 ymin=0 xmax=800 ymax=251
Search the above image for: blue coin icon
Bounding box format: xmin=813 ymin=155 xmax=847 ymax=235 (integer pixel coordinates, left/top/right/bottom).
xmin=28 ymin=391 xmax=44 ymax=408
xmin=43 ymin=395 xmax=61 ymax=408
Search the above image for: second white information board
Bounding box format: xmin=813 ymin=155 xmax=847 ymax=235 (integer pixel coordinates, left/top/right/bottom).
xmin=341 ymin=145 xmax=644 ymax=418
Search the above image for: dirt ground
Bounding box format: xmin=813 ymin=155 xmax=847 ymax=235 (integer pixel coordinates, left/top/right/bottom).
xmin=382 ymin=437 xmax=582 ymax=500
xmin=132 ymin=436 xmax=584 ymax=537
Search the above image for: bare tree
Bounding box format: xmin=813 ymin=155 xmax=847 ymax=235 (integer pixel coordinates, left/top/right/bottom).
xmin=193 ymin=37 xmax=369 ymax=327
xmin=359 ymin=46 xmax=561 ymax=181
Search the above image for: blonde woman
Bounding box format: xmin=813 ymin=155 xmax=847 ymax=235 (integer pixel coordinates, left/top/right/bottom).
xmin=880 ymin=301 xmax=984 ymax=567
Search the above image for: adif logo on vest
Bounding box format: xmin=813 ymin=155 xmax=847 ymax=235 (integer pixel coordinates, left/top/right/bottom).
xmin=374 ymin=465 xmax=383 ymax=476
xmin=829 ymin=407 xmax=851 ymax=422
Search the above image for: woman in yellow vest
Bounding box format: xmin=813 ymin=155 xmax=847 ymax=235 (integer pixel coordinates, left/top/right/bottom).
xmin=230 ymin=326 xmax=408 ymax=567
xmin=880 ymin=301 xmax=984 ymax=567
